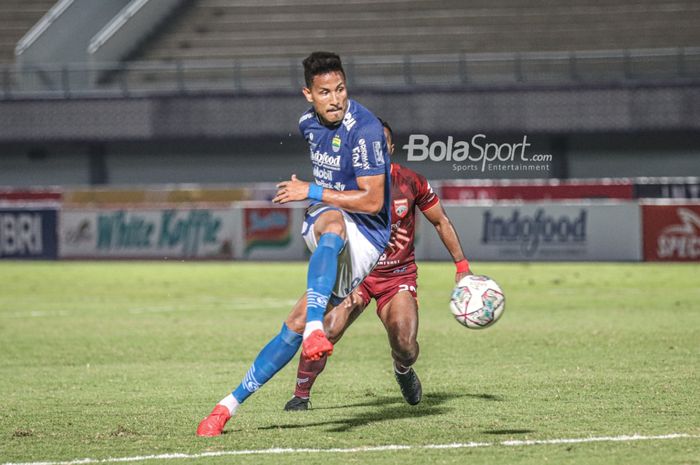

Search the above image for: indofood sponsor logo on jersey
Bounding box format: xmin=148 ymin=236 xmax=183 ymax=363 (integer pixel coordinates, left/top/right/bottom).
xmin=482 ymin=208 xmax=587 ymax=257
xmin=311 ymin=150 xmax=341 ymax=171
xmin=244 ymin=207 xmax=291 ymax=253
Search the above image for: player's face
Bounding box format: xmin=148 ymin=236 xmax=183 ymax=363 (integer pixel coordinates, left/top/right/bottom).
xmin=383 ymin=127 xmax=395 ymax=155
xmin=302 ymin=71 xmax=348 ymax=125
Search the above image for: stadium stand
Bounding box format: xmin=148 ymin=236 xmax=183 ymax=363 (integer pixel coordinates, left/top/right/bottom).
xmin=4 ymin=0 xmax=698 ymax=94
xmin=0 ymin=0 xmax=55 ymax=64
xmin=135 ymin=0 xmax=700 ymax=62
xmin=1 ymin=0 xmax=698 ymax=188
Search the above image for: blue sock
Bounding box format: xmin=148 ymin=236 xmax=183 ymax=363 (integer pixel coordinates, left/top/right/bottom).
xmin=306 ymin=233 xmax=345 ymax=323
xmin=232 ymin=323 xmax=302 ymax=404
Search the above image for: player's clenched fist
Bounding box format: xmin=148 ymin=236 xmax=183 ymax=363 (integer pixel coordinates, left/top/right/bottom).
xmin=273 ymin=174 xmax=311 ymax=204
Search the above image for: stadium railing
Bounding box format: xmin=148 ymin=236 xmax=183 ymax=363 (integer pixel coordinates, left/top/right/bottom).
xmin=2 ymin=47 xmax=699 ymax=100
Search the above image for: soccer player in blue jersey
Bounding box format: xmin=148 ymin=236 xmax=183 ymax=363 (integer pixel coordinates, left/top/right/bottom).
xmin=197 ymin=51 xmax=391 ymax=436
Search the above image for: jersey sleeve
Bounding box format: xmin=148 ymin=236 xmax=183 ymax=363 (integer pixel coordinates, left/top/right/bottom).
xmin=415 ymin=172 xmax=440 ymax=211
xmin=351 ymin=119 xmax=387 ymax=178
xmin=298 ymin=109 xmax=314 ymax=137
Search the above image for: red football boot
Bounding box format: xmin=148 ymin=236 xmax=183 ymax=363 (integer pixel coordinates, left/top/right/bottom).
xmin=302 ymin=330 xmax=333 ymax=361
xmin=196 ymin=404 xmax=231 ymax=437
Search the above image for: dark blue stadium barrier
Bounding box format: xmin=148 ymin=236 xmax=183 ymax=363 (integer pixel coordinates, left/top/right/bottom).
xmin=634 ymin=178 xmax=700 ymax=200
xmin=0 ymin=207 xmax=58 ymax=259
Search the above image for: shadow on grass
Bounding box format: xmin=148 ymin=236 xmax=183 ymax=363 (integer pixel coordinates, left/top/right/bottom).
xmin=313 ymin=391 xmax=501 ymax=411
xmin=482 ymin=429 xmax=534 ymax=435
xmin=465 ymin=393 xmax=504 ymax=402
xmin=255 ymin=391 xmax=466 ymax=433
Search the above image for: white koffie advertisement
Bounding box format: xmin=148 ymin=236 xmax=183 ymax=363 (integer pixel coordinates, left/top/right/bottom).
xmin=60 ymin=208 xmax=235 ymax=259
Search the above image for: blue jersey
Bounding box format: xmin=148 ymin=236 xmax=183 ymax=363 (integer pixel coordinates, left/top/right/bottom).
xmin=299 ymin=99 xmax=391 ymax=252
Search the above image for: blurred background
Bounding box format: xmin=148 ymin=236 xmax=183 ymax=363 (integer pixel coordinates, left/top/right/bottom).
xmin=0 ymin=0 xmax=698 ymax=262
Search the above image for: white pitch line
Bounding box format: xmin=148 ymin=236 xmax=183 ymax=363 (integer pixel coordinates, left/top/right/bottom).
xmin=126 ymin=298 xmax=299 ymax=314
xmin=2 ymin=433 xmax=697 ymax=465
xmin=0 ymin=310 xmax=70 ymax=319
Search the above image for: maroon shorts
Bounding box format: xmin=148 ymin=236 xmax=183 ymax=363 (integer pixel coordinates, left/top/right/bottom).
xmin=356 ymin=272 xmax=418 ymax=313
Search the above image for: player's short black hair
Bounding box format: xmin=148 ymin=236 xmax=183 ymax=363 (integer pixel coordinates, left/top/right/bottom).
xmin=378 ymin=117 xmax=394 ymax=144
xmin=303 ymin=51 xmax=345 ymax=88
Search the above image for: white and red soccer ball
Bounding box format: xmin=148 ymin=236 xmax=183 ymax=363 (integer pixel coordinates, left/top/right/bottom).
xmin=449 ymin=275 xmax=505 ymax=329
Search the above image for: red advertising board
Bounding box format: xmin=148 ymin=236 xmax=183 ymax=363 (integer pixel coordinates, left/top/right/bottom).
xmin=642 ymin=204 xmax=700 ymax=261
xmin=440 ymin=181 xmax=634 ymax=201
xmin=0 ymin=189 xmax=62 ymax=202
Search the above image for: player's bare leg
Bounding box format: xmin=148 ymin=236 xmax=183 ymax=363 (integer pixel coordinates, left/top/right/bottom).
xmin=284 ymin=293 xmax=309 ymax=334
xmin=285 ymin=290 xmax=367 ymax=411
xmin=324 ymin=290 xmax=367 ymax=344
xmin=378 ymin=290 xmax=422 ymax=405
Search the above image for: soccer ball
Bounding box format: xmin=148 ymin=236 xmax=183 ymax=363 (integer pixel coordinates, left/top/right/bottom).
xmin=449 ymin=275 xmax=505 ymax=329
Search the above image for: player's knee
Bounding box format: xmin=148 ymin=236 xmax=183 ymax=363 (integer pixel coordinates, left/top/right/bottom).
xmin=320 ymin=221 xmax=346 ymax=240
xmin=315 ymin=211 xmax=346 ymax=241
xmin=325 ymin=325 xmax=343 ymax=344
xmin=397 ymin=333 xmax=418 ymax=355
xmin=323 ymin=312 xmax=344 ymax=344
xmin=393 ymin=349 xmax=418 ymax=368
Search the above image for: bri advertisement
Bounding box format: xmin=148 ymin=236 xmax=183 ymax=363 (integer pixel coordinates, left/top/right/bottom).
xmin=0 ymin=208 xmax=58 ymax=259
xmin=60 ymin=208 xmax=235 ymax=259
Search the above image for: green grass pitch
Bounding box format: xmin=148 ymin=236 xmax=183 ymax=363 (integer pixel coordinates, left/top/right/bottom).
xmin=0 ymin=261 xmax=698 ymax=465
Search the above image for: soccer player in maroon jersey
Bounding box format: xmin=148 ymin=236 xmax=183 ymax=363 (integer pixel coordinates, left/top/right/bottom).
xmin=284 ymin=119 xmax=471 ymax=409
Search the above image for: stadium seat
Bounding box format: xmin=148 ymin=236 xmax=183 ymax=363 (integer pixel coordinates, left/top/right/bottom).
xmin=134 ymin=0 xmax=700 ymax=63
xmin=0 ymin=0 xmax=56 ymax=64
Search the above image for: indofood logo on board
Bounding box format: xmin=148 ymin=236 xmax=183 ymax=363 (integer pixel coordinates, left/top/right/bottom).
xmin=244 ymin=207 xmax=292 ymax=253
xmin=481 ymin=208 xmax=587 ymax=257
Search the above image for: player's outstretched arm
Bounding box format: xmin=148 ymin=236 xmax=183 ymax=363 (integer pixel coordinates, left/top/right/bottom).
xmin=273 ymin=174 xmax=384 ymax=215
xmin=422 ymin=201 xmax=472 ymax=282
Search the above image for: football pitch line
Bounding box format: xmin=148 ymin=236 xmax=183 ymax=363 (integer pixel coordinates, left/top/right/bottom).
xmin=0 ymin=298 xmax=300 ymax=319
xmin=3 ymin=433 xmax=697 ymax=465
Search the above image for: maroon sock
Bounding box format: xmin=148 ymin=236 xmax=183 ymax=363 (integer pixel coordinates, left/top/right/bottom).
xmin=294 ymin=352 xmax=328 ymax=398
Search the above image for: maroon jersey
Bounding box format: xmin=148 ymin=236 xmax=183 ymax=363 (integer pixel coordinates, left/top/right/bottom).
xmin=372 ymin=163 xmax=439 ymax=277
